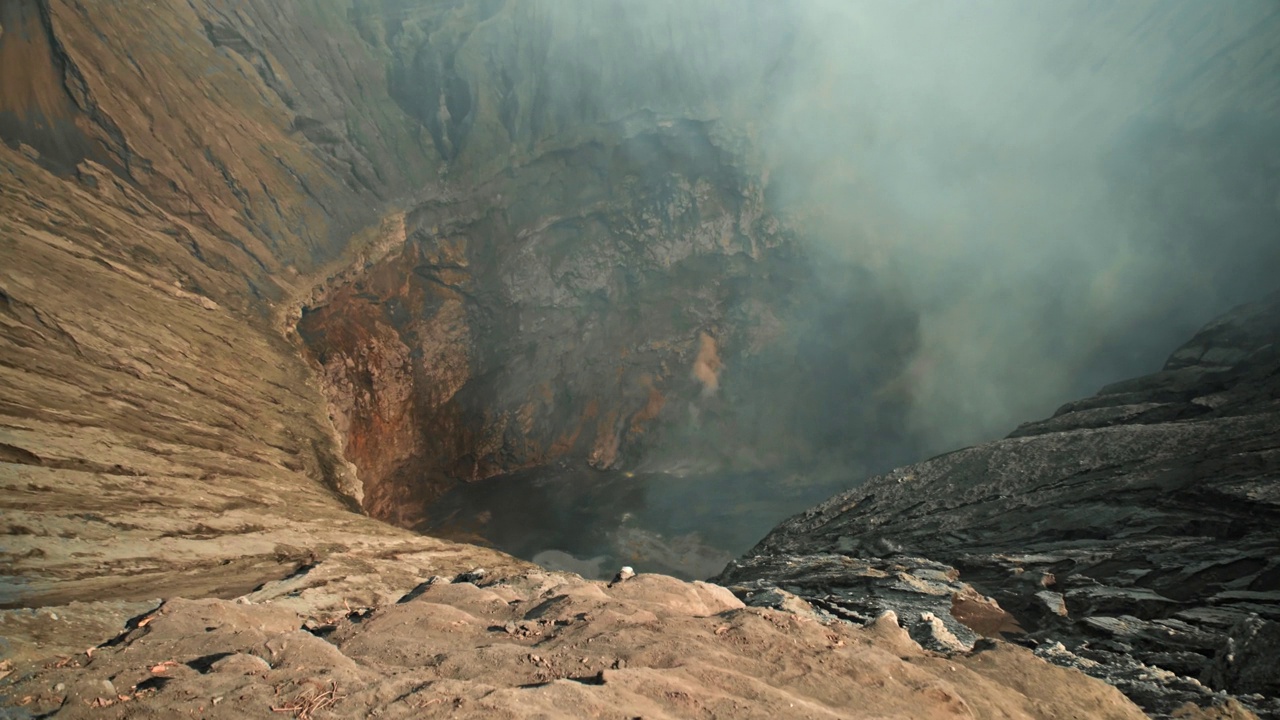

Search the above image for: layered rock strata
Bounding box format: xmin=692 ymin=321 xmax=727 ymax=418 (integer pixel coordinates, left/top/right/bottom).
xmin=718 ymin=292 xmax=1280 ymax=718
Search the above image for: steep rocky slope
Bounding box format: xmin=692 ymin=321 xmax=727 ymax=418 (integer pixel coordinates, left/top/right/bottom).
xmin=9 ymin=0 xmax=1276 ymax=546
xmin=1 ymin=0 xmax=862 ymax=626
xmin=2 ymin=1 xmax=1278 ymax=718
xmin=0 ymin=0 xmax=791 ymax=599
xmin=1 ymin=0 xmax=484 ymax=610
xmin=718 ymin=293 xmax=1280 ymax=718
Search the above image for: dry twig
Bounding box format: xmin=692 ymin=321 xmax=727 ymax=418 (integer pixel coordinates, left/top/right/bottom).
xmin=271 ymin=680 xmax=346 ymax=719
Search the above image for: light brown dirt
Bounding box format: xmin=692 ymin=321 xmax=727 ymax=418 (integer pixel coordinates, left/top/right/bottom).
xmin=1 ymin=569 xmax=1149 ymax=720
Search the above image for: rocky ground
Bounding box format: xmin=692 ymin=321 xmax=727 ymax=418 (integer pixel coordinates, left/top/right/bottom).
xmin=717 ymin=292 xmax=1280 ymax=719
xmin=1 ymin=556 xmax=1159 ymax=720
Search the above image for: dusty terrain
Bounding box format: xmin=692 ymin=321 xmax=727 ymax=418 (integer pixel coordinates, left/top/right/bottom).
xmin=2 ymin=561 xmax=1158 ymax=720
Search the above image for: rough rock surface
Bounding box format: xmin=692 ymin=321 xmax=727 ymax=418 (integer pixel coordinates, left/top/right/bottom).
xmin=0 ymin=0 xmax=535 ymax=609
xmin=7 ymin=0 xmax=1276 ymax=544
xmin=0 ymin=565 xmax=1152 ymax=719
xmin=718 ymin=292 xmax=1280 ymax=718
xmin=2 ymin=1 xmax=1278 ymax=718
xmin=0 ymin=0 xmax=802 ymax=604
xmin=294 ymin=126 xmax=805 ymax=524
xmin=277 ymin=0 xmax=869 ymax=524
xmin=0 ymin=0 xmax=891 ymax=539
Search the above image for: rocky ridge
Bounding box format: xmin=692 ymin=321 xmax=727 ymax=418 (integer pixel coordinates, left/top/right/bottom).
xmin=717 ymin=292 xmax=1280 ymax=718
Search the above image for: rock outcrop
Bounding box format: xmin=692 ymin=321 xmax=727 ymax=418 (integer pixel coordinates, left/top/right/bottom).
xmin=718 ymin=292 xmax=1280 ymax=718
xmin=294 ymin=123 xmax=802 ymax=524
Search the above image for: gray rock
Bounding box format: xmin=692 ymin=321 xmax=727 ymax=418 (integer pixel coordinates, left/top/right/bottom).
xmin=717 ymin=293 xmax=1280 ymax=719
xmin=64 ymin=677 xmax=117 ymax=706
xmin=740 ymin=587 xmax=826 ymax=623
xmin=1204 ymin=616 xmax=1280 ymax=697
xmin=1036 ymin=591 xmax=1068 ymax=617
xmin=454 ymin=568 xmax=488 ymax=585
xmin=718 ymin=553 xmax=988 ymax=655
xmin=915 ymin=612 xmax=972 ymax=653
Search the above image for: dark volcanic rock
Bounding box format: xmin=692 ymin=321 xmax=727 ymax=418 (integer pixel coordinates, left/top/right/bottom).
xmin=718 ymin=552 xmax=1021 ymax=654
xmin=717 ymin=291 xmax=1280 ymax=719
xmin=1206 ymin=616 xmax=1280 ymax=698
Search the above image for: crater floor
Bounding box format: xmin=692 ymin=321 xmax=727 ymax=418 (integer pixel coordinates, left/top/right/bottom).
xmin=417 ymin=467 xmax=850 ymax=582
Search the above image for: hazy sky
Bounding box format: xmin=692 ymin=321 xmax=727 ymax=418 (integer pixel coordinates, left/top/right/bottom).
xmin=758 ymin=0 xmax=1280 ymax=451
